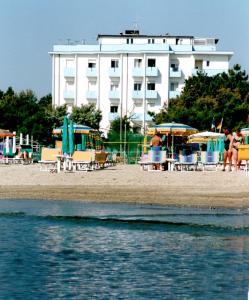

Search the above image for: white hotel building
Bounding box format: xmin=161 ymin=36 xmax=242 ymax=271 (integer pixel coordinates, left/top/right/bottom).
xmin=50 ymin=30 xmax=233 ymax=134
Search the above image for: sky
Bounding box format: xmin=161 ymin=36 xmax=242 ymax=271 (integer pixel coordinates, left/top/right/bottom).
xmin=0 ymin=0 xmax=248 ymax=98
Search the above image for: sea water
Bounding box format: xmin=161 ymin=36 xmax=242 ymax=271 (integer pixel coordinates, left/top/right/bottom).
xmin=0 ymin=199 xmax=248 ymax=300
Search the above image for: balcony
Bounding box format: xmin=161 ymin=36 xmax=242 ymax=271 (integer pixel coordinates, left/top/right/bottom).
xmin=109 ymin=90 xmax=120 ymax=99
xmin=86 ymin=67 xmax=97 ymax=77
xmin=132 ymin=67 xmax=144 ymax=77
xmin=130 ymin=113 xmax=153 ymax=122
xmin=109 ymin=67 xmax=120 ymax=77
xmin=108 ymin=113 xmax=119 ymax=121
xmin=132 ymin=90 xmax=143 ymax=99
xmin=63 ymin=90 xmax=75 ymax=101
xmin=86 ymin=90 xmax=97 ymax=100
xmin=146 ymin=67 xmax=159 ymax=77
xmin=170 ymin=67 xmax=182 ymax=78
xmin=145 ymin=90 xmax=158 ymax=99
xmin=169 ymin=91 xmax=181 ymax=98
xmin=64 ymin=68 xmax=75 ymax=78
xmin=192 ymin=68 xmax=227 ymax=76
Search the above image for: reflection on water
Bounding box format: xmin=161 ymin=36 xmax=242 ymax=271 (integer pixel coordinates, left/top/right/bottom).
xmin=0 ymin=199 xmax=248 ymax=299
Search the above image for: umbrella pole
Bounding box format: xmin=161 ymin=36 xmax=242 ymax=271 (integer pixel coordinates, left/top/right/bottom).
xmin=171 ymin=134 xmax=174 ymax=159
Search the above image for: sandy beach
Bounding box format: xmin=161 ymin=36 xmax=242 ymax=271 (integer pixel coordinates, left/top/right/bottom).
xmin=0 ymin=163 xmax=248 ymax=208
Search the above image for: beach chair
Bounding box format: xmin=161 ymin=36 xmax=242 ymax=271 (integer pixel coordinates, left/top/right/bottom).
xmin=71 ymin=151 xmax=95 ymax=171
xmin=178 ymin=152 xmax=198 ymax=171
xmin=39 ymin=148 xmax=61 ymax=172
xmin=138 ymin=150 xmax=167 ymax=171
xmin=94 ymin=151 xmax=108 ymax=169
xmin=200 ymin=151 xmax=219 ymax=171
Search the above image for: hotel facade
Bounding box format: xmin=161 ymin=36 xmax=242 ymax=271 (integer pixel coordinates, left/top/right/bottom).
xmin=50 ymin=30 xmax=233 ymax=135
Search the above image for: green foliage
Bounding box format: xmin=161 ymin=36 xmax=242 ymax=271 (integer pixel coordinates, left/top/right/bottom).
xmin=71 ymin=104 xmax=102 ymax=130
xmin=109 ymin=115 xmax=132 ymax=134
xmin=0 ymin=88 xmax=102 ymax=146
xmin=154 ymin=65 xmax=249 ymax=131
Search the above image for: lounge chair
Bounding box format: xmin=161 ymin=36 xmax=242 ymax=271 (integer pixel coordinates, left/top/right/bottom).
xmin=39 ymin=148 xmax=61 ymax=172
xmin=178 ymin=152 xmax=198 ymax=171
xmin=94 ymin=151 xmax=108 ymax=169
xmin=200 ymin=151 xmax=219 ymax=171
xmin=138 ymin=150 xmax=167 ymax=171
xmin=71 ymin=151 xmax=95 ymax=171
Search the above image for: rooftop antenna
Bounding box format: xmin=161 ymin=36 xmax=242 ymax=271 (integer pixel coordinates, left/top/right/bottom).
xmin=67 ymin=38 xmax=71 ymax=45
xmin=132 ymin=16 xmax=142 ymax=31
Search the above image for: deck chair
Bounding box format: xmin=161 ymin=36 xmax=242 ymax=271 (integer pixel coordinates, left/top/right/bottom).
xmin=94 ymin=152 xmax=108 ymax=169
xmin=178 ymin=152 xmax=198 ymax=171
xmin=200 ymin=151 xmax=219 ymax=171
xmin=138 ymin=150 xmax=167 ymax=171
xmin=39 ymin=148 xmax=61 ymax=172
xmin=71 ymin=151 xmax=95 ymax=171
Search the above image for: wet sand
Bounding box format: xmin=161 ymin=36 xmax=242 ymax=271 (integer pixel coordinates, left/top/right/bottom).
xmin=0 ymin=164 xmax=248 ymax=208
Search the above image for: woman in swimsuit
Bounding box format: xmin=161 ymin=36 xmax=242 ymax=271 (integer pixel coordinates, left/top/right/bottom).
xmin=232 ymin=128 xmax=245 ymax=171
xmin=222 ymin=128 xmax=233 ymax=171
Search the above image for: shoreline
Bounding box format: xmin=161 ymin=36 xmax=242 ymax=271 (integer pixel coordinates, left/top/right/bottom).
xmin=0 ymin=185 xmax=248 ymax=209
xmin=0 ymin=164 xmax=248 ymax=209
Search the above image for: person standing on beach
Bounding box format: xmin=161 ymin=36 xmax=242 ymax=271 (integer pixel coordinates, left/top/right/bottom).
xmin=232 ymin=128 xmax=245 ymax=171
xmin=222 ymin=128 xmax=233 ymax=171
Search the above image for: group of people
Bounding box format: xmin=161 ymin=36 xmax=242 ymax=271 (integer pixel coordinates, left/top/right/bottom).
xmin=223 ymin=128 xmax=245 ymax=171
xmin=149 ymin=128 xmax=246 ymax=172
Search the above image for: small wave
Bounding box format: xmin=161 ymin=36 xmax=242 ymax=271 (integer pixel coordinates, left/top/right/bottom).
xmin=0 ymin=212 xmax=248 ymax=232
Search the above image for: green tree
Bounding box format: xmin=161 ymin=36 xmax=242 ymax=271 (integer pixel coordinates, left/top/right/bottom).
xmin=71 ymin=103 xmax=102 ymax=129
xmin=153 ymin=65 xmax=249 ymax=131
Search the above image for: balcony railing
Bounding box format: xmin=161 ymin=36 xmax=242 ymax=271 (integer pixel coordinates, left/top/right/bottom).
xmin=170 ymin=67 xmax=182 ymax=77
xmin=109 ymin=67 xmax=120 ymax=77
xmin=145 ymin=90 xmax=158 ymax=99
xmin=109 ymin=90 xmax=120 ymax=99
xmin=63 ymin=90 xmax=75 ymax=100
xmin=132 ymin=67 xmax=144 ymax=77
xmin=64 ymin=68 xmax=76 ymax=77
xmin=108 ymin=113 xmax=119 ymax=121
xmin=169 ymin=91 xmax=180 ymax=98
xmin=86 ymin=67 xmax=97 ymax=77
xmin=86 ymin=90 xmax=97 ymax=99
xmin=132 ymin=90 xmax=143 ymax=99
xmin=192 ymin=68 xmax=227 ymax=76
xmin=146 ymin=67 xmax=159 ymax=77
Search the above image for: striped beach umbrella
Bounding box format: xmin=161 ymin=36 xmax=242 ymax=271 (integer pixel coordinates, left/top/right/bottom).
xmin=147 ymin=122 xmax=198 ymax=136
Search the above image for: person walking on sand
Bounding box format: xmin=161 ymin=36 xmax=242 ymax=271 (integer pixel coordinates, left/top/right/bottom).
xmin=232 ymin=128 xmax=245 ymax=171
xmin=222 ymin=128 xmax=233 ymax=171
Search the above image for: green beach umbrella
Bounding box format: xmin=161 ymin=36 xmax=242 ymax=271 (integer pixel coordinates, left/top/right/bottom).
xmin=81 ymin=134 xmax=87 ymax=150
xmin=68 ymin=118 xmax=75 ymax=155
xmin=62 ymin=116 xmax=69 ymax=154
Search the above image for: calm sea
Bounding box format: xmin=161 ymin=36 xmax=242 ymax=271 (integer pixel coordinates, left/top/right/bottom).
xmin=0 ymin=199 xmax=248 ymax=300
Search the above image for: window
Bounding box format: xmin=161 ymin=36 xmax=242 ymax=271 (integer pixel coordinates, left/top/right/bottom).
xmin=126 ymin=38 xmax=129 ymax=44
xmin=134 ymin=58 xmax=142 ymax=68
xmin=147 ymin=59 xmax=156 ymax=67
xmin=88 ymin=81 xmax=96 ymax=90
xmin=147 ymin=83 xmax=155 ymax=90
xmin=171 ymin=63 xmax=178 ymax=72
xmin=170 ymin=82 xmax=178 ymax=91
xmin=110 ymin=106 xmax=118 ymax=113
xmin=110 ymin=82 xmax=119 ymax=91
xmin=151 ymin=38 xmax=155 ymax=44
xmin=131 ymin=38 xmax=133 ymax=44
xmin=206 ymin=60 xmax=210 ymax=67
xmin=148 ymin=39 xmax=151 ymax=44
xmin=88 ymin=61 xmax=96 ymax=68
xmin=111 ymin=60 xmax=119 ymax=68
xmin=163 ymin=38 xmax=166 ymax=43
xmin=134 ymin=83 xmax=142 ymax=91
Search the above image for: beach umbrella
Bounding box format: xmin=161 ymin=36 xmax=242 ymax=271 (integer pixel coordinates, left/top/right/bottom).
xmin=147 ymin=122 xmax=198 ymax=158
xmin=147 ymin=122 xmax=198 ymax=136
xmin=62 ymin=116 xmax=69 ymax=154
xmin=53 ymin=124 xmax=94 ymax=135
xmin=188 ymin=131 xmax=224 ymax=143
xmin=68 ymin=118 xmax=75 ymax=155
xmin=81 ymin=134 xmax=87 ymax=150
